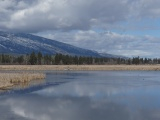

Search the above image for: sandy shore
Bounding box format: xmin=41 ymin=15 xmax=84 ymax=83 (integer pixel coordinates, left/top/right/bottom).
xmin=0 ymin=65 xmax=160 ymax=71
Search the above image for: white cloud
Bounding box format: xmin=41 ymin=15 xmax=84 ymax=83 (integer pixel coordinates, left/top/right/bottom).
xmin=37 ymin=30 xmax=160 ymax=58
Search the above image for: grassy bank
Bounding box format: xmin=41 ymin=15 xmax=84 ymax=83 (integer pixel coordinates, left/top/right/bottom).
xmin=0 ymin=72 xmax=45 ymax=90
xmin=0 ymin=65 xmax=160 ymax=71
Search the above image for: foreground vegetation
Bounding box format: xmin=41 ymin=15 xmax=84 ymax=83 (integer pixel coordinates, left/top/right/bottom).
xmin=0 ymin=52 xmax=160 ymax=65
xmin=0 ymin=72 xmax=46 ymax=90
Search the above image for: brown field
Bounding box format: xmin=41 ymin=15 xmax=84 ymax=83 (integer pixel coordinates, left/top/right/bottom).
xmin=0 ymin=72 xmax=45 ymax=90
xmin=0 ymin=65 xmax=160 ymax=71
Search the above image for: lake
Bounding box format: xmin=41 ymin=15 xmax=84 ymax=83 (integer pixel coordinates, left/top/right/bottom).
xmin=0 ymin=71 xmax=160 ymax=120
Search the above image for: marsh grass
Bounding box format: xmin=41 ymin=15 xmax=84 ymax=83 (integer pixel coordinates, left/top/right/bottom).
xmin=15 ymin=79 xmax=45 ymax=90
xmin=0 ymin=72 xmax=46 ymax=89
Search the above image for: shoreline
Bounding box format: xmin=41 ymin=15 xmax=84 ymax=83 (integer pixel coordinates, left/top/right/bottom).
xmin=0 ymin=65 xmax=160 ymax=71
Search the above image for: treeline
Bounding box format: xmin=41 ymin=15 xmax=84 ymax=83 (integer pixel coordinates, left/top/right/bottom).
xmin=0 ymin=52 xmax=160 ymax=65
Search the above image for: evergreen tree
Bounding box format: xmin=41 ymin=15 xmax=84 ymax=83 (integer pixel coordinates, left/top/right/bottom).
xmin=74 ymin=56 xmax=78 ymax=65
xmin=37 ymin=52 xmax=42 ymax=65
xmin=17 ymin=55 xmax=24 ymax=64
xmin=29 ymin=51 xmax=37 ymax=65
xmin=55 ymin=54 xmax=60 ymax=65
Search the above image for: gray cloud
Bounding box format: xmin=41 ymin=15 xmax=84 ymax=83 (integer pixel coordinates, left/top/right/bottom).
xmin=130 ymin=0 xmax=160 ymax=18
xmin=0 ymin=0 xmax=130 ymax=32
xmin=0 ymin=0 xmax=160 ymax=32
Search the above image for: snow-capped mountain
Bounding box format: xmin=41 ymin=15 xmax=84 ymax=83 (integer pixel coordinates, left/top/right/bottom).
xmin=0 ymin=31 xmax=122 ymax=58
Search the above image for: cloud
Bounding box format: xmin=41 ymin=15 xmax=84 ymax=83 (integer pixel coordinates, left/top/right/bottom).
xmin=130 ymin=0 xmax=160 ymax=18
xmin=1 ymin=0 xmax=160 ymax=33
xmin=37 ymin=30 xmax=160 ymax=57
xmin=0 ymin=0 xmax=130 ymax=32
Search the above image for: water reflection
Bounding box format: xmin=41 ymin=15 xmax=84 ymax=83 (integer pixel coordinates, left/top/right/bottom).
xmin=1 ymin=93 xmax=160 ymax=120
xmin=1 ymin=71 xmax=160 ymax=120
xmin=0 ymin=95 xmax=130 ymax=120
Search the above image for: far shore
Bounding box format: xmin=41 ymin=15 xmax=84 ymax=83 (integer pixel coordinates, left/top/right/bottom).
xmin=0 ymin=65 xmax=160 ymax=71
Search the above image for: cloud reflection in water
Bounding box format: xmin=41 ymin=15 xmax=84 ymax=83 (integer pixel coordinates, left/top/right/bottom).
xmin=3 ymin=95 xmax=130 ymax=120
xmin=1 ymin=71 xmax=160 ymax=120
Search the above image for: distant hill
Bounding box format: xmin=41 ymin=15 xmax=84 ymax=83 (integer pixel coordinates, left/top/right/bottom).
xmin=0 ymin=31 xmax=124 ymax=58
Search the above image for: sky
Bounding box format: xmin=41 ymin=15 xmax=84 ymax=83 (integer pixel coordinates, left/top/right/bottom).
xmin=1 ymin=0 xmax=160 ymax=58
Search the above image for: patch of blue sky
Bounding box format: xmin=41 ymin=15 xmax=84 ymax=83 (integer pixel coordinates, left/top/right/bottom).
xmin=113 ymin=18 xmax=160 ymax=37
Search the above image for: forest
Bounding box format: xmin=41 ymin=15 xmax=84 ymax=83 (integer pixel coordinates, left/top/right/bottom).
xmin=0 ymin=52 xmax=159 ymax=65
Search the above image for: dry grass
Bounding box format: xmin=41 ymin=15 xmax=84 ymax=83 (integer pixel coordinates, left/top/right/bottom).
xmin=0 ymin=65 xmax=160 ymax=71
xmin=0 ymin=72 xmax=46 ymax=90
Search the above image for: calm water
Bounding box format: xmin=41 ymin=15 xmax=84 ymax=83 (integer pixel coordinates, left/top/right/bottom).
xmin=1 ymin=71 xmax=160 ymax=120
